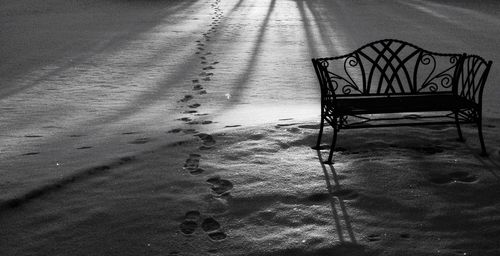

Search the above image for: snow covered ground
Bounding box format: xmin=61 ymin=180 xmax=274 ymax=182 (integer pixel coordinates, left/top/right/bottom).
xmin=1 ymin=0 xmax=499 ymax=255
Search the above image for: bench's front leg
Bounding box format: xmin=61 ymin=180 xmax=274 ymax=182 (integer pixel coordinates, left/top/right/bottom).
xmin=476 ymin=113 xmax=488 ymax=156
xmin=314 ymin=114 xmax=325 ymax=149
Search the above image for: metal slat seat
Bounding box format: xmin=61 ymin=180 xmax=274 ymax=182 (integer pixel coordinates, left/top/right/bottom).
xmin=333 ymin=94 xmax=475 ymax=116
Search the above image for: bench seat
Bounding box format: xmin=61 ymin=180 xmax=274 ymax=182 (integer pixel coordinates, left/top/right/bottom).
xmin=333 ymin=94 xmax=475 ymax=116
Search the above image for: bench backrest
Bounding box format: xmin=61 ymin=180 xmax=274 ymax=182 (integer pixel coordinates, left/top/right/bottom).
xmin=313 ymin=39 xmax=465 ymax=98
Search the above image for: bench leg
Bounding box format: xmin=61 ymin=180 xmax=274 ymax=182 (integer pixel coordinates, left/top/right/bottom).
xmin=454 ymin=111 xmax=464 ymax=142
xmin=476 ymin=115 xmax=488 ymax=156
xmin=314 ymin=115 xmax=325 ymax=149
xmin=325 ymin=119 xmax=338 ymax=164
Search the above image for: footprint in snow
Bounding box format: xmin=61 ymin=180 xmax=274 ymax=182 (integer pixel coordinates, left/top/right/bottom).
xmin=77 ymin=146 xmax=92 ymax=150
xmin=183 ymin=129 xmax=198 ymax=134
xmin=24 ymin=135 xmax=43 ymax=138
xmin=168 ymin=128 xmax=182 ymax=134
xmin=414 ymin=146 xmax=444 ymax=155
xmin=179 ymin=95 xmax=194 ymax=102
xmin=196 ymin=133 xmax=216 ymax=147
xmin=69 ymin=134 xmax=85 ymax=138
xmin=179 ymin=210 xmax=201 ymax=235
xmin=201 ymin=217 xmax=220 ymax=232
xmin=177 ymin=117 xmax=192 ymax=122
xmin=367 ymin=234 xmax=381 ymax=242
xmin=448 ymin=171 xmax=478 ymax=182
xmin=207 ymin=231 xmax=227 ymax=241
xmin=202 ymin=217 xmax=227 ymax=241
xmin=207 ymin=249 xmax=219 ymax=254
xmin=207 ymin=177 xmax=233 ymax=195
xmin=129 ymin=138 xmax=150 ymax=144
xmin=189 ymin=121 xmax=212 ymax=125
xmin=122 ymin=131 xmax=140 ymax=135
xmin=23 ymin=152 xmax=40 ymax=156
xmin=429 ymin=171 xmax=478 ymax=184
xmin=276 ymin=123 xmax=299 ymax=128
xmin=183 ymin=154 xmax=204 ymax=175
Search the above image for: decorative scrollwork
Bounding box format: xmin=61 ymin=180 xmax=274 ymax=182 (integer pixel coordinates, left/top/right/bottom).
xmin=455 ymin=109 xmax=479 ymax=122
xmin=347 ymin=56 xmax=359 ymax=68
xmin=340 ymin=55 xmax=362 ymax=95
xmin=329 ymin=77 xmax=339 ymax=92
xmin=319 ymin=59 xmax=330 ymax=68
xmin=418 ymin=53 xmax=459 ymax=93
xmin=317 ymin=40 xmax=464 ymax=97
xmin=323 ymin=54 xmax=363 ymax=95
xmin=449 ymin=55 xmax=458 ymax=64
xmin=421 ymin=53 xmax=434 ymax=65
xmin=338 ymin=115 xmax=371 ymax=128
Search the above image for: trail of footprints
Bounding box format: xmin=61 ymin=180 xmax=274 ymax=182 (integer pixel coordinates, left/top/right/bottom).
xmin=179 ymin=130 xmax=232 ymax=242
xmin=169 ymin=0 xmax=224 ymax=134
xmin=22 ymin=0 xmax=225 ymax=154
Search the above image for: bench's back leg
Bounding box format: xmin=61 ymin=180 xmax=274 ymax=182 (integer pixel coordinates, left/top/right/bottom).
xmin=325 ymin=118 xmax=338 ymax=164
xmin=453 ymin=110 xmax=464 ymax=142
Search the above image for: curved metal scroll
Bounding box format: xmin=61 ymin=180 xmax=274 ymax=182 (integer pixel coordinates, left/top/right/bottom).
xmin=416 ymin=53 xmax=460 ymax=93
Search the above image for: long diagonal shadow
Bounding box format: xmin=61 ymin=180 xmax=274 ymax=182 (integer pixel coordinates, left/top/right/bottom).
xmin=216 ymin=0 xmax=276 ymax=109
xmin=0 ymin=0 xmax=200 ymax=100
xmin=316 ymin=150 xmax=357 ymax=244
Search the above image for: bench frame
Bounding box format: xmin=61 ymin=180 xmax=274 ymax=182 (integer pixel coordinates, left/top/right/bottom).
xmin=312 ymin=39 xmax=492 ymax=163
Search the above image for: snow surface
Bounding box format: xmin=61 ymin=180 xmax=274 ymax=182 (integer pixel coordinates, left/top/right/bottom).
xmin=1 ymin=0 xmax=500 ymax=255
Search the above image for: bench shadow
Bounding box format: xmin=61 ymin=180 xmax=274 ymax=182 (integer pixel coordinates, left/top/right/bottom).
xmin=316 ymin=149 xmax=357 ymax=244
xmin=466 ymin=143 xmax=500 ymax=180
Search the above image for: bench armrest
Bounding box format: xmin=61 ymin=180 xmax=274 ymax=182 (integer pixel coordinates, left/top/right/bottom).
xmin=454 ymin=55 xmax=493 ymax=107
xmin=312 ymin=58 xmax=338 ymax=102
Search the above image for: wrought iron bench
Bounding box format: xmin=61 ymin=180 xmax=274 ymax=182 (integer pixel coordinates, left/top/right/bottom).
xmin=312 ymin=39 xmax=492 ymax=163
